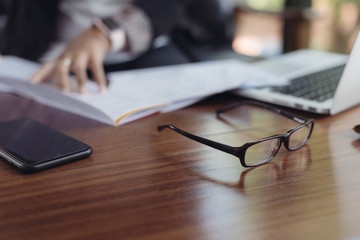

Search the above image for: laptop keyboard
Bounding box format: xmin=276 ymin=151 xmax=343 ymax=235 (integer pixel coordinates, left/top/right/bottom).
xmin=270 ymin=64 xmax=346 ymax=102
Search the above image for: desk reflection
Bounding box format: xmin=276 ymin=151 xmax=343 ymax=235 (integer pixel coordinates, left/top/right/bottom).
xmin=152 ymin=101 xmax=344 ymax=239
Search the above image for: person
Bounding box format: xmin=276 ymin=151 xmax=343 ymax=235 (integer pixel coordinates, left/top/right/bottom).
xmin=0 ymin=0 xmax=153 ymax=93
xmin=0 ymin=0 xmax=236 ymax=93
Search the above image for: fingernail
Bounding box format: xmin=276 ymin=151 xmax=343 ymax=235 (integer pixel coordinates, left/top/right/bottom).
xmin=99 ymin=85 xmax=107 ymax=93
xmin=80 ymin=85 xmax=87 ymax=94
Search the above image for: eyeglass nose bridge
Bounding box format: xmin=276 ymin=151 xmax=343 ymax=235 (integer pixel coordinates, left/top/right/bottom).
xmin=270 ymin=135 xmax=286 ymax=157
xmin=282 ymin=132 xmax=293 ymax=150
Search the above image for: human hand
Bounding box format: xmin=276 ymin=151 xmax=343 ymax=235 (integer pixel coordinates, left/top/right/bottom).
xmin=30 ymin=26 xmax=111 ymax=93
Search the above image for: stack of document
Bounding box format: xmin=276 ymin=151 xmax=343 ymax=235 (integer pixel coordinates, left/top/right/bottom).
xmin=0 ymin=56 xmax=285 ymax=126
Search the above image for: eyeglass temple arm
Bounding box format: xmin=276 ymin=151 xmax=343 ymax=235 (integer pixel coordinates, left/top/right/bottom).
xmin=216 ymin=100 xmax=308 ymax=124
xmin=157 ymin=124 xmax=239 ymax=157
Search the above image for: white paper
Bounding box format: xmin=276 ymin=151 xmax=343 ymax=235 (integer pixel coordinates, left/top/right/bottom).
xmin=0 ymin=56 xmax=285 ymax=126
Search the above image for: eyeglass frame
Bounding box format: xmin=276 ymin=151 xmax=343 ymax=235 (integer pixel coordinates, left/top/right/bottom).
xmin=157 ymin=100 xmax=314 ymax=168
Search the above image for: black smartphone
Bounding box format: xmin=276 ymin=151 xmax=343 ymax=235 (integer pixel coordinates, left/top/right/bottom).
xmin=0 ymin=118 xmax=92 ymax=173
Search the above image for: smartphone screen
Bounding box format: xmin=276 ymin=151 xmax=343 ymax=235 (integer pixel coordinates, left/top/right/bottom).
xmin=0 ymin=118 xmax=92 ymax=173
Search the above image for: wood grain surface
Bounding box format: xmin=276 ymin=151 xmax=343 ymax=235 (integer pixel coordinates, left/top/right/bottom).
xmin=1 ymin=92 xmax=360 ymax=240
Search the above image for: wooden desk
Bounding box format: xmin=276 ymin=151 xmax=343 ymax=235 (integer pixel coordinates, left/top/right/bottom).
xmin=1 ymin=92 xmax=360 ymax=240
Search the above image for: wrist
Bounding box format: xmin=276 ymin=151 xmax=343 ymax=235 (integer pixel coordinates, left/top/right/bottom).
xmin=93 ymin=17 xmax=127 ymax=52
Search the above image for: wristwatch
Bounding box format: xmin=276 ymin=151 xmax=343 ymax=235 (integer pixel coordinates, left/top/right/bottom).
xmin=93 ymin=17 xmax=127 ymax=52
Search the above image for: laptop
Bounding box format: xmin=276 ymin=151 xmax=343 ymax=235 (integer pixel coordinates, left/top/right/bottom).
xmin=233 ymin=30 xmax=360 ymax=115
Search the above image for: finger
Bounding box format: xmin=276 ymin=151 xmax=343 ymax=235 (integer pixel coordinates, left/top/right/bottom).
xmin=30 ymin=62 xmax=56 ymax=84
xmin=72 ymin=54 xmax=89 ymax=93
xmin=89 ymin=57 xmax=107 ymax=92
xmin=55 ymin=62 xmax=71 ymax=93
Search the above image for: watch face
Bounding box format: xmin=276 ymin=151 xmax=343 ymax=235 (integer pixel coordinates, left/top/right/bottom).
xmin=102 ymin=17 xmax=121 ymax=31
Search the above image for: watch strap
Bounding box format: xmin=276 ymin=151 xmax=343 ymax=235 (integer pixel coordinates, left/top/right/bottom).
xmin=93 ymin=17 xmax=127 ymax=52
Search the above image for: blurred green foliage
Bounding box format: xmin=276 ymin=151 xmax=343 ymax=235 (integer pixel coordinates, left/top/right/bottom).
xmin=242 ymin=0 xmax=360 ymax=53
xmin=328 ymin=0 xmax=360 ymax=53
xmin=245 ymin=0 xmax=285 ymax=12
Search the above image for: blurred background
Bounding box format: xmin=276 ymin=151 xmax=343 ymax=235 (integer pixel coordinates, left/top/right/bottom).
xmin=233 ymin=0 xmax=360 ymax=57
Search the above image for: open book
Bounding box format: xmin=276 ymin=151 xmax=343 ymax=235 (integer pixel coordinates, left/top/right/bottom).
xmin=0 ymin=56 xmax=285 ymax=126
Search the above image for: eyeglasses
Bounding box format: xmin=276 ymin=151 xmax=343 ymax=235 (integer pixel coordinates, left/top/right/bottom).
xmin=157 ymin=100 xmax=314 ymax=168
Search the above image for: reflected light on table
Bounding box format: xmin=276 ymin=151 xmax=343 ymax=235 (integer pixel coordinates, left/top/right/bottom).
xmin=192 ymin=145 xmax=317 ymax=239
xmin=330 ymin=121 xmax=360 ymax=236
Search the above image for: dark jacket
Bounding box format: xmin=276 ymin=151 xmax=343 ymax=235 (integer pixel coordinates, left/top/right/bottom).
xmin=0 ymin=0 xmax=234 ymax=61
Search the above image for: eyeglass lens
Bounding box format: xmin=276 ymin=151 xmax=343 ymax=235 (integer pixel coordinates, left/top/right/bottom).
xmin=288 ymin=122 xmax=313 ymax=150
xmin=245 ymin=138 xmax=281 ymax=167
xmin=244 ymin=121 xmax=312 ymax=167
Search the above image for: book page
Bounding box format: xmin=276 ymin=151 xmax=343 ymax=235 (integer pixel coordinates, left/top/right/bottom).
xmin=0 ymin=56 xmax=285 ymax=126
